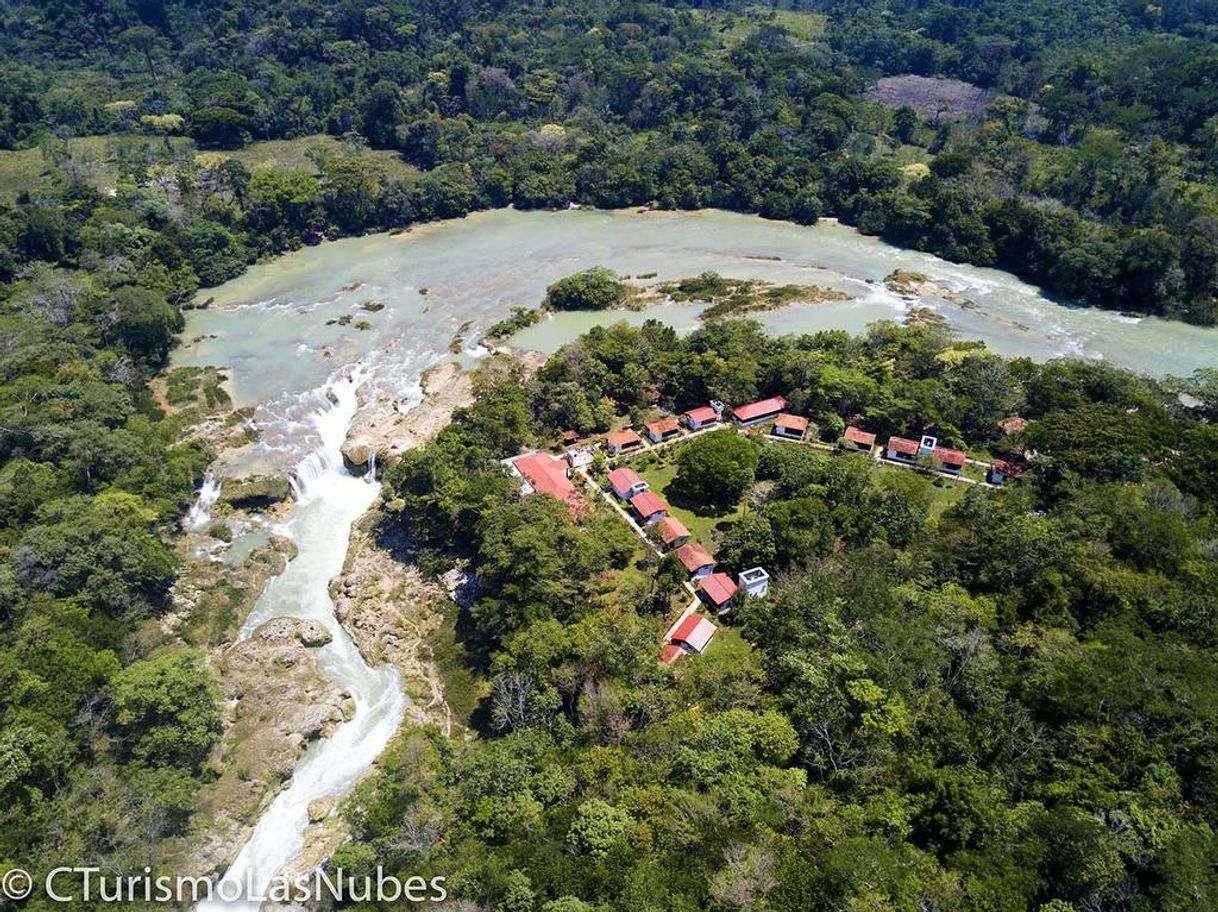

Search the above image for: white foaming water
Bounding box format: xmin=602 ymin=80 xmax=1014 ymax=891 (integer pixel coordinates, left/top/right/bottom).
xmin=187 ymin=475 xmax=223 ymax=529
xmin=200 ymin=365 xmax=407 ymax=912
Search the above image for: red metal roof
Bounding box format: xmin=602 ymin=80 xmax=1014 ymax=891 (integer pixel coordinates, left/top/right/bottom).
xmin=676 ymin=541 xmax=715 ymax=573
xmin=731 ymin=395 xmax=786 ymax=422
xmin=685 ymin=405 xmax=719 ymax=424
xmin=992 ymin=459 xmax=1025 ymax=478
xmin=657 ymin=515 xmax=690 ymax=545
xmin=844 ymin=426 xmax=877 ymax=446
xmin=886 ymin=436 xmax=920 ymax=456
xmin=607 ymin=467 xmax=643 ymax=492
xmin=661 ymin=643 xmax=683 ymax=665
xmin=774 ymin=413 xmax=809 ymax=432
xmin=630 ymin=490 xmax=668 ymax=517
xmin=513 ymin=453 xmax=585 ymax=514
xmin=699 ymin=572 xmax=739 ymax=607
xmin=934 ymin=446 xmax=967 ymax=467
xmin=646 ymin=417 xmax=680 ymax=436
xmin=671 ymin=613 xmax=717 ymax=652
xmin=606 ymin=429 xmax=643 ymax=447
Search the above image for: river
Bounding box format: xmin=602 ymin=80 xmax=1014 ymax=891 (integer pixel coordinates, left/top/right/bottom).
xmin=176 ymin=207 xmax=1218 ymax=907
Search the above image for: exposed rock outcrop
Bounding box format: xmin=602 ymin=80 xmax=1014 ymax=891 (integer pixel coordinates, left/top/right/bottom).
xmin=163 ymin=616 xmax=349 ymax=879
xmin=341 ymin=361 xmax=473 ymax=474
xmin=220 ymin=475 xmax=292 ymax=509
xmin=331 ymin=513 xmax=453 ymax=735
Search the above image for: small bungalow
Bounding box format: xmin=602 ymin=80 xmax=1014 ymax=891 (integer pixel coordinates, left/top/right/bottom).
xmin=885 ymin=436 xmax=920 ymax=464
xmin=738 ymin=566 xmax=770 ymax=599
xmin=731 ymin=395 xmax=787 ymax=426
xmin=605 ymin=429 xmax=644 ymax=455
xmin=675 ymin=541 xmax=716 ymax=578
xmin=608 ymin=467 xmax=649 ymax=500
xmin=886 ymin=435 xmax=966 ymax=474
xmin=670 ymin=613 xmax=718 ymax=655
xmin=683 ymin=401 xmax=724 ymax=430
xmin=661 ymin=643 xmax=683 ymax=666
xmin=990 ymin=460 xmax=1026 ymax=484
xmin=656 ymin=515 xmax=691 ymax=549
xmin=934 ymin=446 xmax=967 ymax=475
xmin=644 ymin=416 xmax=682 ymax=444
xmin=505 ymin=452 xmax=587 ymax=516
xmin=698 ymin=572 xmax=739 ymax=613
xmin=772 ymin=413 xmax=809 ymax=440
xmin=630 ymin=490 xmax=669 ymax=524
xmin=843 ymin=426 xmax=877 ymax=452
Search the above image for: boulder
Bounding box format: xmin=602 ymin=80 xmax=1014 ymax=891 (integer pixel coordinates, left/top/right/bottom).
xmin=296 ymin=620 xmax=333 ymax=648
xmin=219 ymin=475 xmax=291 ymax=509
xmin=340 ymin=439 xmax=374 ymax=475
xmin=307 ymin=797 xmax=335 ymax=823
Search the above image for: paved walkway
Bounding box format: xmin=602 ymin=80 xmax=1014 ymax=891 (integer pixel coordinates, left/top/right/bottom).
xmin=610 ymin=420 xmax=997 ymax=489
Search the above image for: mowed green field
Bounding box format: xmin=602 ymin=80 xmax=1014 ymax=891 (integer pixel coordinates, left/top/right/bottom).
xmin=698 ymin=4 xmax=827 ymax=45
xmin=0 ymin=133 xmax=415 ymax=202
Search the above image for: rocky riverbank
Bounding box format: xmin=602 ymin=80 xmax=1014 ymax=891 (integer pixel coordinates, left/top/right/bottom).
xmin=332 ymin=510 xmax=454 ymax=734
xmin=340 ymin=361 xmax=473 ymax=473
xmin=157 ymin=359 xmax=476 ymax=886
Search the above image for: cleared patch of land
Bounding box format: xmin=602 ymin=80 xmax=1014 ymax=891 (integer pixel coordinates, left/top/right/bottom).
xmin=866 ymin=75 xmax=998 ymax=121
xmin=697 ymin=4 xmax=826 ymax=45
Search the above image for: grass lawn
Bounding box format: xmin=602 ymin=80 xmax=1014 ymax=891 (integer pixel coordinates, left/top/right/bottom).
xmin=633 ymin=460 xmax=748 ymax=547
xmin=0 ymin=133 xmax=414 ymax=202
xmin=699 ymin=4 xmax=827 ymax=45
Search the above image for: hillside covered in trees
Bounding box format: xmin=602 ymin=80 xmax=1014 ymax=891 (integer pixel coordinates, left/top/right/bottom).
xmin=358 ymin=316 xmax=1218 ymax=911
xmin=1 ymin=0 xmax=1218 ymax=321
xmin=0 ymin=0 xmax=1217 ymax=909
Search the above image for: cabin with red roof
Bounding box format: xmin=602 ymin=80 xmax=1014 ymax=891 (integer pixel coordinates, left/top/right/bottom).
xmin=885 ymin=435 xmax=920 ymax=463
xmin=675 ymin=541 xmax=716 ymax=578
xmin=843 ymin=426 xmax=877 ymax=451
xmin=990 ymin=460 xmax=1026 ymax=484
xmin=933 ymin=445 xmax=967 ymax=475
xmin=772 ymin=413 xmax=809 ymax=440
xmin=885 ymin=434 xmax=966 ymax=475
xmin=504 ymin=452 xmax=587 ymax=516
xmin=605 ymin=429 xmax=644 ymax=455
xmin=683 ymin=402 xmax=724 ymax=430
xmin=608 ymin=467 xmax=649 ymax=500
xmin=644 ymin=416 xmax=682 ymax=444
xmin=670 ymin=613 xmax=717 ymax=655
xmin=698 ymin=572 xmax=739 ymax=612
xmin=656 ymin=515 xmax=691 ymax=549
xmin=629 ymin=490 xmax=669 ymax=524
xmin=731 ymin=395 xmax=787 ymax=426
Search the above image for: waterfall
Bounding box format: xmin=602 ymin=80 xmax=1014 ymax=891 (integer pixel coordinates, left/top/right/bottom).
xmin=187 ymin=474 xmax=222 ymax=529
xmin=289 ymin=367 xmax=367 ymax=503
xmin=200 ymin=364 xmax=407 ymax=910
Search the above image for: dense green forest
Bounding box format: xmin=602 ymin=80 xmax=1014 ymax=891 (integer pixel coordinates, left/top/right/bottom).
xmin=361 ymin=316 xmax=1218 ymax=911
xmin=0 ymin=0 xmax=1217 ymax=908
xmin=2 ymin=0 xmax=1218 ymax=321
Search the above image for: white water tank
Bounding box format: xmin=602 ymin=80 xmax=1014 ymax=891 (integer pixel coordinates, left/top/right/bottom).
xmin=738 ymin=567 xmax=770 ymax=598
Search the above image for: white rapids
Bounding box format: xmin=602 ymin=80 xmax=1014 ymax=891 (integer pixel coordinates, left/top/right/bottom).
xmin=199 ymin=368 xmax=407 ymax=911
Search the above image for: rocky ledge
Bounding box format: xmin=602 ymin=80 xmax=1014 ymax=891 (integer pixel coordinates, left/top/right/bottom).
xmin=341 ymin=361 xmax=473 ymax=474
xmin=165 ymin=616 xmax=350 ymax=879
